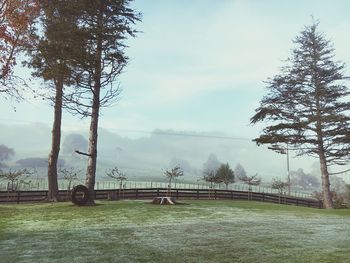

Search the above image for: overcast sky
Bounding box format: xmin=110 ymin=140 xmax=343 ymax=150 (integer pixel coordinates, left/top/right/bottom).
xmin=1 ymin=0 xmax=350 ymax=138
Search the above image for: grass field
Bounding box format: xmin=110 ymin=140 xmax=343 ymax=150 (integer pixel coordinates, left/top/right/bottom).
xmin=0 ymin=200 xmax=349 ymax=263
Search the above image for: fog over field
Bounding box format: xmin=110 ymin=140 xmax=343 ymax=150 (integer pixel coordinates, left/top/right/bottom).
xmin=2 ymin=122 xmax=345 ymax=183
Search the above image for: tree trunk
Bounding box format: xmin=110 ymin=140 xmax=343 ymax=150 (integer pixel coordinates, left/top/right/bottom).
xmin=85 ymin=7 xmax=103 ymax=204
xmin=85 ymin=90 xmax=100 ymax=205
xmin=315 ymin=91 xmax=334 ymax=208
xmin=47 ymin=78 xmax=63 ymax=202
xmin=318 ymin=151 xmax=334 ymax=208
xmin=167 ymin=177 xmax=172 ymax=197
xmin=316 ymin=114 xmax=334 ymax=208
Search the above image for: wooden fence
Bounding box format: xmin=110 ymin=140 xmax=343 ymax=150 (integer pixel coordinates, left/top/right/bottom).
xmin=0 ymin=188 xmax=323 ymax=208
xmin=0 ymin=180 xmax=314 ymax=199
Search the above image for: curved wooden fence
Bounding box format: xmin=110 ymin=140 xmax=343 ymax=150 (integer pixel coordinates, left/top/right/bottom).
xmin=0 ymin=188 xmax=323 ymax=208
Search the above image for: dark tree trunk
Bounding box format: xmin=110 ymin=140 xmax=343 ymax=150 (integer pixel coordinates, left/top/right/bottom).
xmin=85 ymin=6 xmax=102 ymax=205
xmin=47 ymin=78 xmax=63 ymax=202
xmin=167 ymin=177 xmax=172 ymax=197
xmin=315 ymin=98 xmax=334 ymax=209
xmin=318 ymin=152 xmax=334 ymax=208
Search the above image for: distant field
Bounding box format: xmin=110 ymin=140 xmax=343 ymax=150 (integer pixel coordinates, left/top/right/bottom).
xmin=0 ymin=200 xmax=349 ymax=263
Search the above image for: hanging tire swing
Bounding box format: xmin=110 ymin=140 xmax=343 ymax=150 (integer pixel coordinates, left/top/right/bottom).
xmin=71 ymin=185 xmax=90 ymax=206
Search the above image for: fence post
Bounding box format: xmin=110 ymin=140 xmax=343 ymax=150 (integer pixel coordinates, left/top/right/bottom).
xmin=214 ymin=189 xmax=217 ymax=200
xmin=136 ymin=189 xmax=138 ymax=199
xmin=17 ymin=191 xmax=20 ymax=204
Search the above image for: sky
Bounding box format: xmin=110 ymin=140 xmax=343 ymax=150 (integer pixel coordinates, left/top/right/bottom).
xmin=2 ymin=0 xmax=350 ymax=135
xmin=1 ymin=0 xmax=350 ymax=180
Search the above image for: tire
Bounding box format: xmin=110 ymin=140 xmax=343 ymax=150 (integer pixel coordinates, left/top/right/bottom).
xmin=71 ymin=185 xmax=89 ymax=206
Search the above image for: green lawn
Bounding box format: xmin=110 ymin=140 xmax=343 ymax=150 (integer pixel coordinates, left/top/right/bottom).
xmin=0 ymin=200 xmax=349 ymax=263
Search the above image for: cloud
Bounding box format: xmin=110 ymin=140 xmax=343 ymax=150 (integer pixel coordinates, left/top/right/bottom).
xmin=2 ymin=0 xmax=350 ymax=142
xmin=120 ymin=0 xmax=350 ymax=114
xmin=121 ymin=1 xmax=297 ymax=108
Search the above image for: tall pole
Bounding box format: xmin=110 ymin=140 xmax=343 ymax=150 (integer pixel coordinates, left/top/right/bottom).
xmin=286 ymin=143 xmax=291 ymax=195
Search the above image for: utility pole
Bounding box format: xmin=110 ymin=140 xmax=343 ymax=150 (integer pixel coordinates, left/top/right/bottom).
xmin=268 ymin=143 xmax=291 ymax=195
xmin=286 ymin=143 xmax=291 ymax=195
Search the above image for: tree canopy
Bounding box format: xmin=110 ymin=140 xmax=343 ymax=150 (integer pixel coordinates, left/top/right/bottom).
xmin=215 ymin=163 xmax=235 ymax=189
xmin=59 ymin=0 xmax=141 ymax=117
xmin=0 ymin=0 xmax=39 ymax=99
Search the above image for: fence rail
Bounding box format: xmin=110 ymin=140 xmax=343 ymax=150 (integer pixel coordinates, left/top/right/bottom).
xmin=0 ymin=188 xmax=322 ymax=208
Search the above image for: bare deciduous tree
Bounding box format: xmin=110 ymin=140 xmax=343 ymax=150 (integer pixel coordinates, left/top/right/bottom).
xmin=0 ymin=168 xmax=33 ymax=191
xmin=106 ymin=167 xmax=127 ymax=190
xmin=240 ymin=174 xmax=261 ymax=200
xmin=164 ymin=166 xmax=184 ymax=197
xmin=272 ymin=178 xmax=289 ymax=204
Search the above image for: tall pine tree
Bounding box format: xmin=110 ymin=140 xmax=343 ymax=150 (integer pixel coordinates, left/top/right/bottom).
xmin=28 ymin=0 xmax=85 ymax=201
xmin=61 ymin=0 xmax=141 ymax=204
xmin=251 ymin=21 xmax=350 ymax=209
